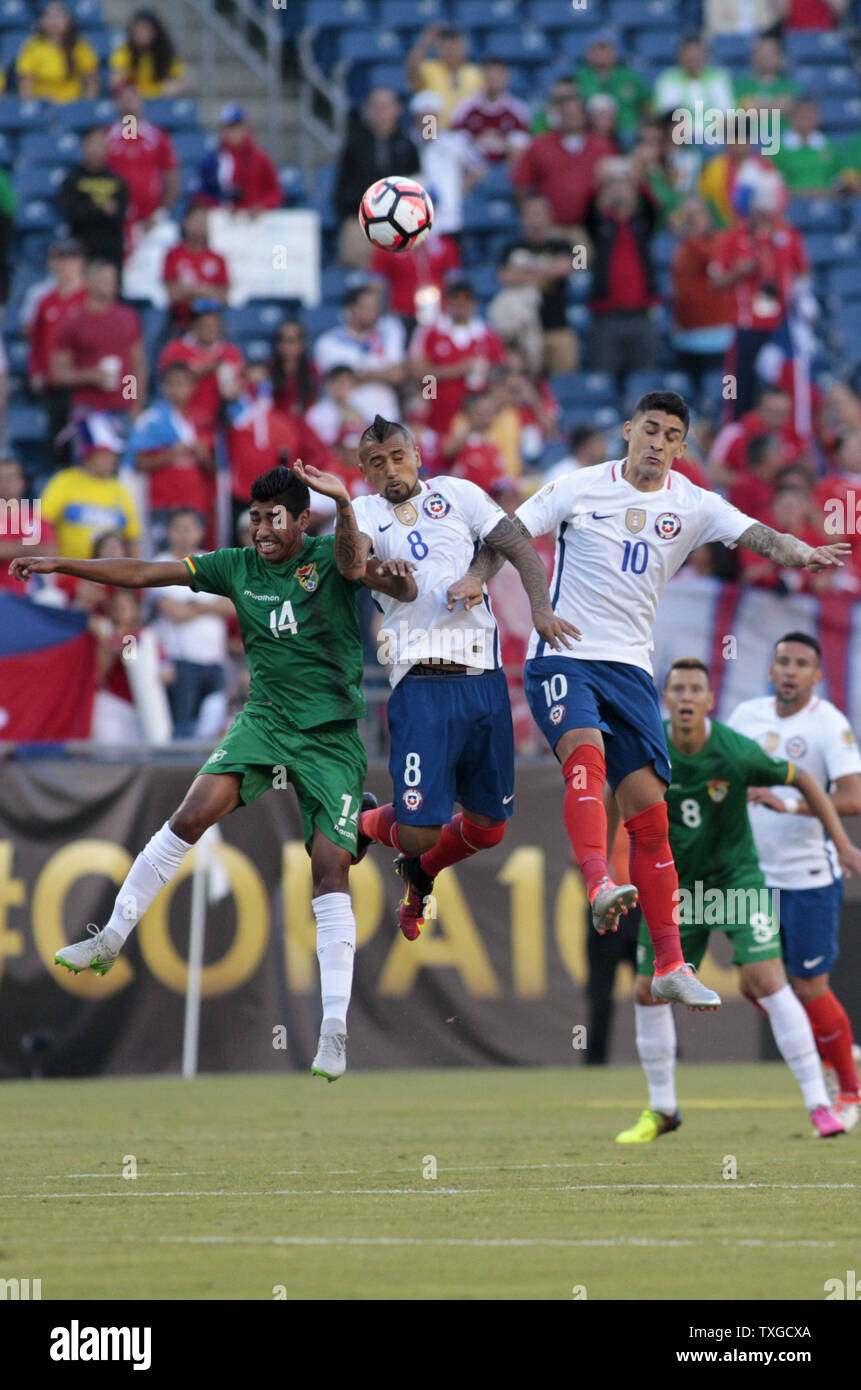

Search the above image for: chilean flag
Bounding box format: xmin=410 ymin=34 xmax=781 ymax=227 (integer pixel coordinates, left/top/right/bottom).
xmin=0 ymin=595 xmax=97 ymax=739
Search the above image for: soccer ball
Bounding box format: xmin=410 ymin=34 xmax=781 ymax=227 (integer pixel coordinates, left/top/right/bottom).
xmin=358 ymin=176 xmax=434 ymax=252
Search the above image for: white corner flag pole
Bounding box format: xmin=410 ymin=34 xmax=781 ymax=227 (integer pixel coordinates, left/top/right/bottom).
xmin=182 ymin=830 xmax=210 ymax=1079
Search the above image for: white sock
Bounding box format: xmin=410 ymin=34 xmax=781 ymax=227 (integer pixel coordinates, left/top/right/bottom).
xmin=105 ymin=821 xmax=194 ymax=943
xmin=314 ymin=892 xmax=356 ymax=1030
xmin=759 ymin=984 xmax=829 ymax=1111
xmin=635 ymin=1002 xmax=678 ymax=1114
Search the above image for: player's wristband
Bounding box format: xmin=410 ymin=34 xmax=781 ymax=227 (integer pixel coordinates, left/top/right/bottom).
xmin=786 ymin=797 xmax=802 ymax=814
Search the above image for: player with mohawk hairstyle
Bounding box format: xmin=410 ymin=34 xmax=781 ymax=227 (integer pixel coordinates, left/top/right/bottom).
xmin=296 ymin=415 xmax=579 ymax=939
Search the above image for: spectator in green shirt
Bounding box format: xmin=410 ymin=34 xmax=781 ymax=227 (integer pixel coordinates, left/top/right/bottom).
xmin=734 ymin=37 xmax=799 ymax=116
xmin=770 ymin=98 xmax=840 ymax=196
xmin=574 ymin=31 xmax=651 ymax=140
xmin=835 ymin=131 xmax=861 ymax=191
xmin=531 ymin=77 xmax=578 ymax=135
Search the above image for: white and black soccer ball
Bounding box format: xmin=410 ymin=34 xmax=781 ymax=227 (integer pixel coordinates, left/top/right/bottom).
xmin=358 ymin=176 xmax=434 ymax=252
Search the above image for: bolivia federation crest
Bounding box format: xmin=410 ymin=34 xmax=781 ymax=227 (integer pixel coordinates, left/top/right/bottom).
xmin=707 ymin=780 xmax=729 ymax=802
xmin=422 ymin=491 xmax=451 ymax=520
xmin=296 ymin=562 xmax=319 ymax=593
xmin=655 ymin=512 xmax=682 ymax=540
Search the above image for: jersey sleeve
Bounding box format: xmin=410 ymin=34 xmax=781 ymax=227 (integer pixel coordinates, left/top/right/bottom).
xmin=694 ymin=487 xmax=757 ymax=549
xmin=823 ymin=707 xmax=861 ymax=781
xmin=515 ymin=473 xmax=579 ymax=538
xmin=737 ymin=730 xmax=795 ymax=788
xmin=348 ymin=494 xmax=374 ymax=542
xmin=182 ymin=549 xmax=240 ymax=597
xmin=446 ymin=478 xmax=506 ymax=541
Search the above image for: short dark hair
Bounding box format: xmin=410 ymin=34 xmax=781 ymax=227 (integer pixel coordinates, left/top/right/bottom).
xmin=631 ymin=390 xmax=690 ymax=435
xmin=325 ymin=364 xmax=356 ymax=382
xmin=569 ymin=424 xmax=604 ymax=452
xmin=343 ymin=283 xmax=376 ymax=309
xmin=758 ymin=383 xmax=790 ymax=401
xmin=160 ymin=360 xmax=194 ymax=381
xmin=665 ymin=656 xmax=710 ymax=687
xmin=747 ymin=434 xmax=776 ymax=468
xmin=774 ymin=630 xmax=821 ymax=661
xmin=166 ymin=507 xmax=205 ymax=528
xmin=81 ymin=125 xmax=107 ymax=142
xmin=249 ymin=465 xmax=309 ymax=518
xmin=359 ymin=414 xmax=413 ymax=451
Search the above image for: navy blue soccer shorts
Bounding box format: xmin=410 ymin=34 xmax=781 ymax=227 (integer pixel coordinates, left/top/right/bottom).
xmin=524 ymin=656 xmax=672 ymax=790
xmin=777 ymin=880 xmax=844 ymax=978
xmin=387 ymin=666 xmax=515 ymax=826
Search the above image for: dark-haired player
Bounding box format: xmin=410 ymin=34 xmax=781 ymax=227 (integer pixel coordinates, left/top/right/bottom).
xmin=617 ymin=657 xmax=861 ymax=1143
xmin=453 ymin=391 xmax=852 ymax=1010
xmin=10 ymin=465 xmax=417 ymax=1082
xmin=295 ymin=416 xmax=578 ymax=939
xmin=729 ymin=632 xmax=861 ymax=1128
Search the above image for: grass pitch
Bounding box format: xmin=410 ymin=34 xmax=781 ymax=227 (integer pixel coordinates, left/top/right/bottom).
xmin=2 ymin=1063 xmax=857 ymax=1301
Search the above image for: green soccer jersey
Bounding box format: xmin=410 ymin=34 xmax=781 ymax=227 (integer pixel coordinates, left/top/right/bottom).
xmin=665 ymin=718 xmax=795 ymax=887
xmin=184 ymin=535 xmax=365 ymax=730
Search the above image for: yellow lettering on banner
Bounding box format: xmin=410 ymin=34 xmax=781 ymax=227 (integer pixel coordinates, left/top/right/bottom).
xmin=498 ymin=846 xmax=546 ymax=996
xmin=138 ymin=844 xmax=267 ymax=995
xmin=378 ymin=869 xmax=500 ymax=997
xmin=0 ymin=842 xmax=25 ymax=986
xmin=554 ymin=867 xmax=588 ymax=984
xmin=281 ymin=842 xmax=383 ymax=992
xmin=32 ymin=841 xmax=134 ymax=997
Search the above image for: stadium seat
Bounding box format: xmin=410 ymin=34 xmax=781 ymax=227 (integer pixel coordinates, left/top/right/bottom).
xmin=651 ymin=231 xmax=677 ymax=271
xmin=466 ymin=265 xmax=500 ymax=303
xmin=241 ymin=337 xmax=273 ymax=363
xmin=223 ymin=303 xmax=286 ymax=340
xmin=338 ymin=29 xmax=403 ymax=66
xmin=479 ymin=162 xmax=516 ymax=198
xmin=302 ymin=304 xmax=341 ymax=338
xmin=365 ymin=61 xmax=410 ymax=97
xmin=0 ymin=28 xmax=27 ymax=69
xmin=785 ymin=30 xmax=850 ymax=65
xmin=819 ymin=95 xmax=861 ymax=134
xmin=527 ymin=1 xmax=595 ymax=31
xmin=635 ymin=30 xmax=679 ymax=66
xmin=7 ymin=404 xmax=48 ymax=443
xmin=17 ymin=130 xmax=79 ymax=165
xmin=826 ymin=265 xmax=861 ymax=302
xmin=555 ymin=28 xmax=604 ymax=63
xmin=785 ymin=196 xmax=845 ymax=233
xmin=610 ymin=0 xmax=677 ymax=30
xmin=0 ymin=0 xmax=27 ymax=29
xmin=461 ymin=192 xmax=518 ymax=232
xmin=171 ymin=130 xmax=212 ymax=166
xmin=795 ymin=64 xmax=860 ymax=95
xmin=80 ymin=28 xmax=116 ymax=64
xmin=68 ymin=0 xmax=103 ymax=21
xmin=452 ymin=0 xmax=521 ymax=31
xmin=624 ymin=368 xmax=694 ymax=410
xmin=14 ymin=165 xmax=65 ymax=199
xmin=13 ymin=198 xmax=56 ymax=231
xmin=566 ymin=303 xmax=591 ymax=333
xmin=321 ymin=265 xmax=369 ymax=303
xmin=306 ymin=0 xmax=371 ymax=29
xmin=804 ymin=231 xmax=858 ymax=268
xmin=279 ymin=165 xmax=307 ymax=205
xmin=698 ymin=368 xmax=726 ymax=416
xmin=53 ymin=97 xmax=115 ymax=132
xmin=562 ymin=403 xmax=622 ymax=431
xmin=565 ymin=272 xmax=593 ymax=304
xmin=0 ymin=98 xmax=46 ymax=133
xmin=142 ymin=98 xmax=200 ymax=132
xmin=379 ymin=0 xmax=446 ymax=31
xmin=0 ymin=130 xmax=14 ymax=165
xmin=480 ymin=26 xmax=552 ymax=64
xmin=551 ymin=371 xmax=616 ymax=406
xmin=6 ymin=337 xmax=29 ymax=377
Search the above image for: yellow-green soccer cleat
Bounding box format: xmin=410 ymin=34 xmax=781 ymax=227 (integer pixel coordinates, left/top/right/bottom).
xmin=55 ymin=925 xmax=124 ymax=976
xmin=311 ymin=1022 xmax=347 ymax=1082
xmin=615 ymin=1108 xmax=682 ymax=1143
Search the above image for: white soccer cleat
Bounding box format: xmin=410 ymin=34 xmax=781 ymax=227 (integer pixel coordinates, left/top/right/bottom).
xmin=651 ymin=962 xmax=721 ymax=1011
xmin=311 ymin=1022 xmax=347 ymax=1082
xmin=831 ymin=1095 xmax=861 ymax=1133
xmin=823 ymin=1061 xmax=840 ymax=1105
xmin=589 ymin=877 xmax=638 ymax=935
xmin=55 ymin=925 xmax=124 ymax=976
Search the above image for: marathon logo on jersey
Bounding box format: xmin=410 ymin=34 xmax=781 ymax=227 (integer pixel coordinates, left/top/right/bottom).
xmin=786 ymin=736 xmax=807 ymax=758
xmin=422 ymin=492 xmax=451 ymax=520
xmin=549 ymin=703 xmax=566 ymax=726
xmin=295 ymin=562 xmax=318 ymax=593
xmin=708 ymin=780 xmax=729 ymax=802
xmin=625 ymin=508 xmax=646 ymax=533
xmin=402 ymin=788 xmax=424 ymax=812
xmin=764 ymin=732 xmax=780 ymax=754
xmin=655 ymin=512 xmax=682 ymax=540
xmin=394 ymin=501 xmax=418 ymax=526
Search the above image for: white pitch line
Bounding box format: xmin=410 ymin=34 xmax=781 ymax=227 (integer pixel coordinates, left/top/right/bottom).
xmin=0 ymin=1181 xmax=856 ymax=1200
xmin=155 ymin=1234 xmax=856 ymax=1251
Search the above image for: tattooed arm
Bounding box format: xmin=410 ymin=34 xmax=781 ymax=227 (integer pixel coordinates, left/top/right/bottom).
xmin=292 ymin=460 xmax=371 ymax=579
xmin=446 ymin=515 xmax=530 ymax=610
xmin=737 ymin=523 xmax=852 ymax=573
xmin=448 ymin=515 xmax=580 ymax=651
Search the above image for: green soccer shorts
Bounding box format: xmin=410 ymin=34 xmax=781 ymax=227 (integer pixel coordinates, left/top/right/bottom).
xmin=196 ymin=706 xmax=367 ymax=855
xmin=636 ymin=880 xmax=782 ymax=975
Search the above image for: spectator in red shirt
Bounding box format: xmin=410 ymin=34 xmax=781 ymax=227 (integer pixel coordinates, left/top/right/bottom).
xmin=441 ymin=389 xmax=508 ymax=494
xmin=740 ymin=481 xmax=826 ymax=590
xmin=51 ymin=258 xmax=146 ymax=422
xmin=408 ymin=277 xmax=506 ymax=436
xmin=195 ymin=104 xmax=282 ymax=214
xmin=511 ymin=94 xmax=615 ymax=241
xmin=670 ymin=197 xmax=735 ymax=391
xmin=370 ymin=229 xmax=460 ymax=328
xmin=157 ymin=299 xmax=243 ymax=437
xmin=163 ymin=204 xmax=229 ymax=330
xmin=270 ymin=317 xmax=319 ymax=416
xmin=784 ymin=0 xmax=846 ymax=28
xmin=0 ymin=457 xmax=56 ymax=591
xmin=708 ymin=168 xmax=809 ymax=419
xmin=25 ymin=237 xmax=87 ymax=466
xmin=450 ymin=61 xmax=531 ymax=163
xmin=127 ymin=360 xmax=215 ymax=541
xmin=710 ymin=383 xmax=809 ymax=482
xmin=106 ymin=82 xmax=179 ymax=244
xmin=728 ymin=433 xmax=784 ymax=521
xmin=584 ymin=157 xmax=659 ymax=383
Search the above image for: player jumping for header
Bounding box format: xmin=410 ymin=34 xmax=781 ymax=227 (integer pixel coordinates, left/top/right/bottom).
xmin=616 ymin=657 xmax=861 ymax=1143
xmin=10 ymin=465 xmax=418 ymax=1082
xmin=294 ymin=416 xmax=578 ymax=939
xmin=451 ymin=391 xmax=852 ymax=1011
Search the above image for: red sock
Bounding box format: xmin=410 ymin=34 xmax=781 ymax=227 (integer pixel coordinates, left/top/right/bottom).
xmin=624 ymin=803 xmax=684 ymax=976
xmin=562 ymin=745 xmax=610 ymax=897
xmin=804 ymin=990 xmax=860 ymax=1097
xmin=359 ymin=802 xmax=402 ymax=851
xmin=420 ymin=813 xmax=506 ymax=878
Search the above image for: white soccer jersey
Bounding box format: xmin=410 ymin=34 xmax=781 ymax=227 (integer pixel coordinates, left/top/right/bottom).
xmin=727 ymin=695 xmax=861 ymax=889
xmin=516 ymin=459 xmax=757 ymax=672
xmin=351 ymin=477 xmax=505 ymax=687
